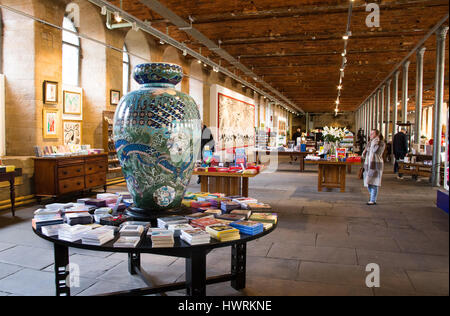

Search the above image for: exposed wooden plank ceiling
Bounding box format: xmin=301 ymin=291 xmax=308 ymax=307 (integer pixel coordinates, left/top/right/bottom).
xmin=110 ymin=0 xmax=449 ymax=113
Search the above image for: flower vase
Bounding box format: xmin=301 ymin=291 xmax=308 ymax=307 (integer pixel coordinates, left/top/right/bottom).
xmin=113 ymin=63 xmax=201 ymax=212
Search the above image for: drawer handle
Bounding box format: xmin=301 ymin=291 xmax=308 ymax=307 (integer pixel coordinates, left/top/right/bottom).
xmin=63 ymin=185 xmax=67 ymax=188
xmin=63 ymin=171 xmax=68 ymax=175
xmin=88 ymin=167 xmax=93 ymax=171
xmin=89 ymin=180 xmax=93 ymax=183
xmin=77 ymin=169 xmax=81 ymax=173
xmin=77 ymin=182 xmax=81 ymax=186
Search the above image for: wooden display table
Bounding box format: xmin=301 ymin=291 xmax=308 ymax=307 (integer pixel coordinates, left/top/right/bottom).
xmin=0 ymin=168 xmax=23 ymax=216
xmin=398 ymin=162 xmax=432 ymax=180
xmin=193 ymin=171 xmax=261 ymax=197
xmin=305 ymin=160 xmax=361 ymax=192
xmin=254 ymin=150 xmax=309 ymax=172
xmin=34 ymin=154 xmax=108 ymax=199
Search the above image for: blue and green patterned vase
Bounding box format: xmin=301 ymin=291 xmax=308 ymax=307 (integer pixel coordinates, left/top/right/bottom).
xmin=113 ymin=63 xmax=201 ymax=211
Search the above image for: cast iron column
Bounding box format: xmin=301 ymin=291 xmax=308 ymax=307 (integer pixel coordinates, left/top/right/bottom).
xmin=415 ymin=47 xmax=426 ymax=144
xmin=432 ymin=26 xmax=449 ymax=187
xmin=402 ymin=61 xmax=411 ymax=124
xmin=380 ymin=86 xmax=385 ymax=136
xmin=393 ymin=71 xmax=400 ymax=135
xmin=385 ymin=79 xmax=392 ymax=143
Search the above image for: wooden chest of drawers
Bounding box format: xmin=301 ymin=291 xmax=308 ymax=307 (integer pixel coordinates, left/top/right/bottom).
xmin=34 ymin=154 xmax=108 ymax=198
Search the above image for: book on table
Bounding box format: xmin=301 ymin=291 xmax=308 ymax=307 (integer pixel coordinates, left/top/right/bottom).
xmin=230 ymin=220 xmax=264 ymax=235
xmin=190 ymin=217 xmax=222 ymax=230
xmin=113 ymin=236 xmax=141 ymax=248
xmin=180 ymin=228 xmax=211 ymax=245
xmin=185 ymin=213 xmax=215 ymax=221
xmin=157 ymin=216 xmax=189 ymax=229
xmin=230 ymin=209 xmax=252 ymax=219
xmin=119 ymin=225 xmax=144 ymax=237
xmin=206 ymin=224 xmax=241 ymax=242
xmin=150 ymin=230 xmax=175 ymax=248
xmin=167 ymin=223 xmax=194 ymax=237
xmin=81 ymin=228 xmax=115 ymax=246
xmin=58 ymin=225 xmax=92 ymax=242
xmin=248 ymin=213 xmax=278 ymax=224
xmin=216 ymin=213 xmax=246 ymax=222
xmin=41 ymin=224 xmax=70 ymax=237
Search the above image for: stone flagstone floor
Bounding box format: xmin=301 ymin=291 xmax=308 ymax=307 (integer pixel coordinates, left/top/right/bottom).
xmin=0 ymin=161 xmax=448 ymax=296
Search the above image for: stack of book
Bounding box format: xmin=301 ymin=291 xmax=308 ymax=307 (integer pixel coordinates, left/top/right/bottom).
xmin=32 ymin=210 xmax=64 ymax=230
xmin=216 ymin=213 xmax=246 ymax=222
xmin=190 ymin=217 xmax=222 ymax=230
xmin=230 ymin=209 xmax=252 ymax=219
xmin=167 ymin=223 xmax=193 ymax=237
xmin=204 ymin=209 xmax=222 ymax=216
xmin=41 ymin=224 xmax=69 ymax=237
xmin=232 ymin=197 xmax=258 ymax=208
xmin=65 ymin=212 xmax=93 ymax=225
xmin=206 ymin=224 xmax=241 ymax=242
xmin=249 ymin=213 xmax=278 ymax=224
xmin=245 ymin=203 xmax=272 ymax=212
xmin=81 ymin=227 xmax=115 ymax=246
xmin=220 ymin=201 xmax=241 ymax=213
xmin=230 ymin=221 xmax=264 ymax=235
xmin=157 ymin=216 xmax=189 ymax=229
xmin=58 ymin=225 xmax=92 ymax=242
xmin=119 ymin=225 xmax=145 ymax=237
xmin=113 ymin=236 xmax=141 ymax=248
xmin=181 ymin=228 xmax=211 ymax=245
xmin=185 ymin=213 xmax=214 ymax=221
xmin=150 ymin=230 xmax=174 ymax=248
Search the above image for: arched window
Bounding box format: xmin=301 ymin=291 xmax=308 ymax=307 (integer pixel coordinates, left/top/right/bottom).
xmin=62 ymin=16 xmax=80 ymax=86
xmin=123 ymin=44 xmax=130 ymax=94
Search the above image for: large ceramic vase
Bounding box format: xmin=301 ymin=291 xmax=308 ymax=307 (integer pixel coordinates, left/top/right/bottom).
xmin=113 ymin=63 xmax=201 ymax=211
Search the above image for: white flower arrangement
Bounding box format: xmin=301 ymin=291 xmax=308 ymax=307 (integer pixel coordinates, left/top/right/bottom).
xmin=323 ymin=126 xmax=348 ymax=143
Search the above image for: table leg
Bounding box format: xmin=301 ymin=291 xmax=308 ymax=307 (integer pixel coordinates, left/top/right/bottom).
xmin=299 ymin=156 xmax=305 ymax=172
xmin=347 ymin=165 xmax=352 ymax=174
xmin=340 ymin=166 xmax=347 ymax=193
xmin=242 ymin=177 xmax=249 ymax=197
xmin=318 ymin=165 xmax=323 ymax=192
xmin=200 ymin=176 xmax=209 ymax=193
xmin=186 ymin=249 xmax=207 ymax=296
xmin=231 ymin=242 xmax=247 ymax=290
xmin=54 ymin=243 xmax=71 ymax=296
xmin=128 ymin=252 xmax=141 ymax=275
xmin=9 ymin=178 xmax=15 ymax=217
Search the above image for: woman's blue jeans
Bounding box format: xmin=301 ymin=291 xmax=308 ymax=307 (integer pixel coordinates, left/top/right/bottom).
xmin=367 ymin=185 xmax=379 ymax=203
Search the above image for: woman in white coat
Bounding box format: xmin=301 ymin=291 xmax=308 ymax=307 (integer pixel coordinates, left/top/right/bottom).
xmin=362 ymin=129 xmax=386 ymax=205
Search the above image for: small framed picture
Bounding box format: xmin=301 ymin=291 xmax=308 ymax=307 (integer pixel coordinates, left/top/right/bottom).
xmin=63 ymin=90 xmax=82 ymax=115
xmin=63 ymin=121 xmax=82 ymax=145
xmin=110 ymin=90 xmax=121 ymax=105
xmin=43 ymin=108 xmax=59 ymax=139
xmin=43 ymin=81 xmax=58 ymax=105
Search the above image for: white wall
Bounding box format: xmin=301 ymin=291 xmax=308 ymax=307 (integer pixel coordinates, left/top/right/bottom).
xmin=189 ymin=76 xmax=203 ymax=121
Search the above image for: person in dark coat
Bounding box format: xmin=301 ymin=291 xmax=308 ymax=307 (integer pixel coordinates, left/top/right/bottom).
xmin=292 ymin=128 xmax=302 ymax=146
xmin=393 ymin=128 xmax=408 ymax=178
xmin=200 ymin=123 xmax=215 ymax=160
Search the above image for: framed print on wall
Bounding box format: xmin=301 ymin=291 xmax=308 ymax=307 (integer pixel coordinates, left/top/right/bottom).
xmin=43 ymin=81 xmax=58 ymax=105
xmin=63 ymin=121 xmax=82 ymax=145
xmin=110 ymin=90 xmax=121 ymax=105
xmin=63 ymin=90 xmax=82 ymax=115
xmin=43 ymin=108 xmax=59 ymax=139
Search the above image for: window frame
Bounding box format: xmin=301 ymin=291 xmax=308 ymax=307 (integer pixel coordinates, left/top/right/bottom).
xmin=123 ymin=44 xmax=130 ymax=94
xmin=62 ymin=16 xmax=81 ymax=87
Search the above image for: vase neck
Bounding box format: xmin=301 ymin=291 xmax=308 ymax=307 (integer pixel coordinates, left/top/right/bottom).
xmin=142 ymin=83 xmax=176 ymax=89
